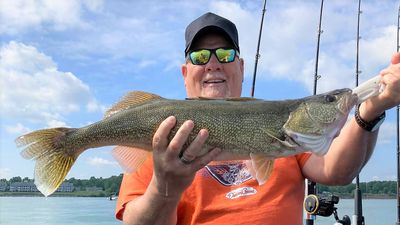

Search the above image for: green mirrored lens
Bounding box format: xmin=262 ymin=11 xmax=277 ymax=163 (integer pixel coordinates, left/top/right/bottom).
xmin=190 ymin=50 xmax=211 ymax=65
xmin=216 ymin=48 xmax=235 ymax=63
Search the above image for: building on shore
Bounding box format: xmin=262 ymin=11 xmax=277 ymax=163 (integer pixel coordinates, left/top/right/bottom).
xmin=56 ymin=182 xmax=74 ymax=192
xmin=9 ymin=182 xmax=38 ymax=192
xmin=7 ymin=181 xmax=74 ymax=192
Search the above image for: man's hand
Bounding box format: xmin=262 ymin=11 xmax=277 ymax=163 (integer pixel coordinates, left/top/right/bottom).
xmin=150 ymin=116 xmax=221 ymax=199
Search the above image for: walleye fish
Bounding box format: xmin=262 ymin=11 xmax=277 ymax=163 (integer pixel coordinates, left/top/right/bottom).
xmin=16 ymin=88 xmax=357 ymax=196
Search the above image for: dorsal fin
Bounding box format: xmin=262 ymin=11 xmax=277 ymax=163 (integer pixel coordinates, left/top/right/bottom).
xmin=186 ymin=97 xmax=215 ymax=100
xmin=105 ymin=91 xmax=163 ymax=118
xmin=226 ymin=97 xmax=260 ymax=101
xmin=185 ymin=97 xmax=260 ymax=101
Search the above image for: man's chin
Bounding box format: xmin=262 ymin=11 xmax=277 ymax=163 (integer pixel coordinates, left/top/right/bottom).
xmin=201 ymin=89 xmax=230 ymax=99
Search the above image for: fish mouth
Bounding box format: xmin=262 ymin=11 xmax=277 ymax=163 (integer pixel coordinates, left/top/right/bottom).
xmin=338 ymin=92 xmax=358 ymax=114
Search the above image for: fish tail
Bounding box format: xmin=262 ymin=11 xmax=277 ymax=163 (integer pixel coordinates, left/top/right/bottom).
xmin=15 ymin=127 xmax=80 ymax=197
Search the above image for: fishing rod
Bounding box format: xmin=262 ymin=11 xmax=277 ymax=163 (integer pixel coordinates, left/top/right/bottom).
xmin=304 ymin=1 xmax=351 ymax=224
xmin=250 ymin=0 xmax=267 ymax=98
xmin=312 ymin=0 xmax=324 ymax=96
xmin=353 ymin=0 xmax=365 ymax=224
xmin=305 ymin=1 xmax=325 ymax=225
xmin=396 ymin=3 xmax=400 ymax=225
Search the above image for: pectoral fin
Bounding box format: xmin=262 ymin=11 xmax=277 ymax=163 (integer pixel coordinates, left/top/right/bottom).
xmin=112 ymin=146 xmax=151 ymax=173
xmin=246 ymin=153 xmax=275 ymax=185
xmin=265 ymin=130 xmax=298 ymax=149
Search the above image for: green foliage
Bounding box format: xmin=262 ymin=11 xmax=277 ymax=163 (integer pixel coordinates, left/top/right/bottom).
xmin=9 ymin=176 xmax=22 ymax=183
xmin=1 ymin=175 xmax=398 ymax=198
xmin=65 ymin=174 xmax=123 ymax=195
xmin=2 ymin=174 xmax=123 ymax=196
xmin=317 ymin=181 xmax=397 ymax=197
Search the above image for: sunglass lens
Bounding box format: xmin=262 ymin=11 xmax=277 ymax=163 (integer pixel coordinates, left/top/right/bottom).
xmin=190 ymin=49 xmax=211 ymax=65
xmin=216 ymin=48 xmax=235 ymax=63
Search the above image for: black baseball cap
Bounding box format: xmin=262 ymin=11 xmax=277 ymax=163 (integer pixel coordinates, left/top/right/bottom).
xmin=184 ymin=12 xmax=240 ymax=55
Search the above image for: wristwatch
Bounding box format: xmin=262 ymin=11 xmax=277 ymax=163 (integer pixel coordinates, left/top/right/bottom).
xmin=354 ymin=104 xmax=385 ymax=132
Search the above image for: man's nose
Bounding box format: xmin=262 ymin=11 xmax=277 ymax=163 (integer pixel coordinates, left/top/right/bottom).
xmin=205 ymin=54 xmax=222 ymax=71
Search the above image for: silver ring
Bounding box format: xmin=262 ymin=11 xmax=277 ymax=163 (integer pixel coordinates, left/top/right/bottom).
xmin=180 ymin=156 xmax=192 ymax=164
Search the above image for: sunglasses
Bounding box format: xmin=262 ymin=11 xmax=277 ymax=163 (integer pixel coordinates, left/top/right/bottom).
xmin=187 ymin=48 xmax=239 ymax=65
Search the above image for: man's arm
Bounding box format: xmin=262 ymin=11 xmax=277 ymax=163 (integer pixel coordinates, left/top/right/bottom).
xmin=122 ymin=178 xmax=179 ymax=225
xmin=303 ymin=52 xmax=400 ymax=185
xmin=122 ymin=116 xmax=221 ymax=225
xmin=302 ymin=116 xmax=378 ymax=185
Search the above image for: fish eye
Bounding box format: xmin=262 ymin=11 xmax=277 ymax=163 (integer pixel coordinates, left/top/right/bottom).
xmin=325 ymin=95 xmax=336 ymax=103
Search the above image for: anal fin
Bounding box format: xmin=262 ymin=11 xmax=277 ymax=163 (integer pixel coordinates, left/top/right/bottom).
xmin=246 ymin=153 xmax=275 ymax=185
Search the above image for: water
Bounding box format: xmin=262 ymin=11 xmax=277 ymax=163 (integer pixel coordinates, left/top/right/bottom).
xmin=0 ymin=197 xmax=122 ymax=225
xmin=0 ymin=197 xmax=396 ymax=225
xmin=314 ymin=199 xmax=396 ymax=225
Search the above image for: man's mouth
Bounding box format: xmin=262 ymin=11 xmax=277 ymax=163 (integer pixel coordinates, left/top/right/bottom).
xmin=204 ymin=79 xmax=225 ymax=84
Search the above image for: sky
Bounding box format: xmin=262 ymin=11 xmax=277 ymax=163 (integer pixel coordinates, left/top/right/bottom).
xmin=0 ymin=0 xmax=399 ymax=182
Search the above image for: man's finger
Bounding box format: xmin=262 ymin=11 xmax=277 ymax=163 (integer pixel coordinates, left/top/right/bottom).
xmin=391 ymin=52 xmax=400 ymax=65
xmin=152 ymin=116 xmax=176 ymax=151
xmin=180 ymin=129 xmax=209 ymax=162
xmin=191 ymin=148 xmax=222 ymax=171
xmin=168 ymin=120 xmax=194 ymax=156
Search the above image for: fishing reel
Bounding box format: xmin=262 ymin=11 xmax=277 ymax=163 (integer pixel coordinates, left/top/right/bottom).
xmin=304 ymin=194 xmax=338 ymax=217
xmin=304 ymin=193 xmax=350 ymax=225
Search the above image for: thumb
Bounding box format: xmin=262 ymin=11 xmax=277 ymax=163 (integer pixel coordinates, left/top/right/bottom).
xmin=391 ymin=52 xmax=400 ymax=64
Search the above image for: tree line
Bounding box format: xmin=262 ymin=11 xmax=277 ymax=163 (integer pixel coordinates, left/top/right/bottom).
xmin=1 ymin=174 xmax=123 ymax=195
xmin=318 ymin=181 xmax=397 ymax=197
xmin=1 ymin=176 xmax=397 ymax=197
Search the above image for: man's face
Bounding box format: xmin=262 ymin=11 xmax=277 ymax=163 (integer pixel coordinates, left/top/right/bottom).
xmin=181 ymin=33 xmax=244 ymax=98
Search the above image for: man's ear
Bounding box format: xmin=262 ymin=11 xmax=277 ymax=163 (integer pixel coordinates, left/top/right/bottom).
xmin=239 ymin=58 xmax=244 ymax=82
xmin=181 ymin=64 xmax=187 ymax=77
xmin=181 ymin=63 xmax=188 ymax=86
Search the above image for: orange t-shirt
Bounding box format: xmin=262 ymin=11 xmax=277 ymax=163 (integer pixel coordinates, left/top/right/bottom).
xmin=116 ymin=153 xmax=311 ymax=225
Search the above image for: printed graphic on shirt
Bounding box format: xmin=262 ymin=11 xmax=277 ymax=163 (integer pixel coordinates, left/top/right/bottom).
xmin=225 ymin=187 xmax=257 ymax=199
xmin=205 ymin=162 xmax=252 ymax=186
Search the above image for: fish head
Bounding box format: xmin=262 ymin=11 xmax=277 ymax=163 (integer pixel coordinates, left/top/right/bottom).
xmin=303 ymin=88 xmax=357 ymax=128
xmin=284 ymin=88 xmax=358 ymax=155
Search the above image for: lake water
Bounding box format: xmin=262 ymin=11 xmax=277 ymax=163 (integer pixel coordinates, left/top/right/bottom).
xmin=0 ymin=197 xmax=396 ymax=225
xmin=0 ymin=197 xmax=121 ymax=225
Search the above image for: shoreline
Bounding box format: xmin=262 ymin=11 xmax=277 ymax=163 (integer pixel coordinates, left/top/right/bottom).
xmin=0 ymin=191 xmax=113 ymax=197
xmin=339 ymin=194 xmax=396 ymax=200
xmin=0 ymin=192 xmax=394 ymax=199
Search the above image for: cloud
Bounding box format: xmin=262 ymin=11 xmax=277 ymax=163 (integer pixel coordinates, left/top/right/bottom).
xmin=377 ymin=121 xmax=397 ymax=145
xmin=0 ymin=0 xmax=104 ymax=35
xmin=0 ymin=168 xmax=12 ymax=179
xmin=371 ymin=176 xmax=380 ymax=181
xmin=0 ymin=41 xmax=103 ymax=126
xmin=87 ymin=157 xmax=118 ymax=167
xmin=138 ymin=60 xmax=157 ymax=69
xmin=4 ymin=123 xmax=31 ymax=135
xmin=359 ymin=26 xmax=397 ymax=74
xmin=213 ymin=0 xmax=398 ymax=94
xmin=369 ymin=175 xmax=396 ymax=182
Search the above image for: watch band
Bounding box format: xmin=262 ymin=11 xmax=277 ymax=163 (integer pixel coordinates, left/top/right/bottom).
xmin=354 ymin=104 xmax=385 ymax=132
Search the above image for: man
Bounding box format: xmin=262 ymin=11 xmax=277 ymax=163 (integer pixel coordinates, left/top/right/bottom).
xmin=116 ymin=12 xmax=400 ymax=225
